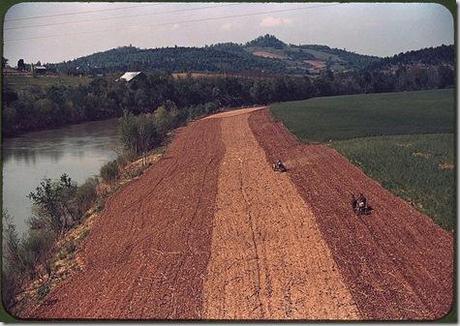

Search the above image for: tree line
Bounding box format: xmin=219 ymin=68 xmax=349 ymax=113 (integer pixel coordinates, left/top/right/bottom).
xmin=3 ymin=61 xmax=454 ymax=137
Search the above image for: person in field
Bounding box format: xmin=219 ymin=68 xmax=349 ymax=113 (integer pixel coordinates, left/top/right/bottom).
xmin=274 ymin=159 xmax=286 ymax=172
xmin=357 ymin=193 xmax=367 ymax=210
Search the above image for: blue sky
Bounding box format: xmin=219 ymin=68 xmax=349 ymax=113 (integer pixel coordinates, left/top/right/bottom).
xmin=3 ymin=2 xmax=454 ymax=65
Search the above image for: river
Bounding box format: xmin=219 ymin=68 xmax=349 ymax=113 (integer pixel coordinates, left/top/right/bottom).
xmin=2 ymin=118 xmax=120 ymax=235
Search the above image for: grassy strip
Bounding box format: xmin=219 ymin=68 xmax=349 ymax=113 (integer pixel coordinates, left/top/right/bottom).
xmin=332 ymin=133 xmax=455 ymax=231
xmin=270 ymin=89 xmax=454 ymax=142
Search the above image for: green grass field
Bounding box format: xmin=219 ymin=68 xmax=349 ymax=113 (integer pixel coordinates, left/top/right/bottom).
xmin=270 ymin=89 xmax=455 ymax=231
xmin=4 ymin=74 xmax=92 ymax=92
xmin=271 ymin=89 xmax=454 ymax=142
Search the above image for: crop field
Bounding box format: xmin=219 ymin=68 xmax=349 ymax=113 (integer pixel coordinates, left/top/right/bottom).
xmin=269 ymin=89 xmax=455 ymax=231
xmin=270 ymin=89 xmax=454 ymax=142
xmin=334 ymin=134 xmax=454 ymax=230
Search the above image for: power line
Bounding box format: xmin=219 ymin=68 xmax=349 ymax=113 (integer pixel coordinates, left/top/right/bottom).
xmin=5 ymin=4 xmax=239 ymax=30
xmin=4 ymin=3 xmax=342 ymax=43
xmin=5 ymin=3 xmax=164 ymax=22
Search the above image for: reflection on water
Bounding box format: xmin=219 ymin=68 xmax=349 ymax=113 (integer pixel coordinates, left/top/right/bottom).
xmin=2 ymin=119 xmax=120 ymax=235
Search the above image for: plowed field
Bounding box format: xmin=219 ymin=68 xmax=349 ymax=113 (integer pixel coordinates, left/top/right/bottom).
xmin=249 ymin=109 xmax=453 ymax=320
xmin=23 ymin=108 xmax=453 ymax=321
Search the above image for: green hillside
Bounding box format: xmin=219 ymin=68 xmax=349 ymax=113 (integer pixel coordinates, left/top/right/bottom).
xmin=46 ymin=34 xmax=379 ymax=76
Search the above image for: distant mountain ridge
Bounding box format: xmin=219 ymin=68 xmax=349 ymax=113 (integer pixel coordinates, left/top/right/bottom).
xmin=46 ymin=34 xmax=453 ymax=77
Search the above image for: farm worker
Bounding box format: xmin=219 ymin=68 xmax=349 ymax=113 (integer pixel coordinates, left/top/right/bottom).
xmin=357 ymin=193 xmax=367 ymax=208
xmin=276 ymin=160 xmax=284 ymax=170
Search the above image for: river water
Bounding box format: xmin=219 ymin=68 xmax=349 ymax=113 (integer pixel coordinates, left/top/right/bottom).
xmin=2 ymin=118 xmax=120 ymax=235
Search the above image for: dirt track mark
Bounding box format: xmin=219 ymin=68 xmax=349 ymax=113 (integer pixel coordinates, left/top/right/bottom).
xmin=203 ymin=109 xmax=360 ymax=319
xmin=249 ymin=109 xmax=453 ymax=320
xmin=26 ymin=118 xmax=225 ymax=319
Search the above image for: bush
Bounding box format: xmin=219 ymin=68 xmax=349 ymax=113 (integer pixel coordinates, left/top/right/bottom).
xmin=204 ymin=101 xmax=219 ymax=114
xmin=2 ymin=211 xmax=24 ymax=309
xmin=119 ymin=112 xmax=161 ymax=156
xmin=100 ymin=160 xmax=119 ymax=182
xmin=36 ymin=282 xmax=50 ymax=299
xmin=20 ymin=228 xmax=56 ymax=277
xmin=57 ymin=241 xmax=77 ymax=260
xmin=153 ymin=105 xmax=179 ymax=136
xmin=116 ymin=150 xmax=137 ymax=168
xmin=2 ymin=268 xmax=20 ymax=309
xmin=28 ymin=174 xmax=78 ymax=233
xmin=73 ymin=177 xmax=99 ymax=218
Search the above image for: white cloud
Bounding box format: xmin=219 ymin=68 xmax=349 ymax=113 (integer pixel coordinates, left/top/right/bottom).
xmin=172 ymin=23 xmax=180 ymax=30
xmin=260 ymin=16 xmax=292 ymax=27
xmin=221 ymin=22 xmax=233 ymax=31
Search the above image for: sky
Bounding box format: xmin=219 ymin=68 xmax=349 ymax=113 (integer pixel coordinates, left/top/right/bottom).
xmin=3 ymin=2 xmax=454 ymax=65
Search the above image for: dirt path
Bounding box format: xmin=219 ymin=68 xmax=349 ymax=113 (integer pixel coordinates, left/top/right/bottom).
xmin=26 ymin=117 xmax=225 ymax=319
xmin=202 ymin=109 xmax=359 ymax=319
xmin=249 ymin=109 xmax=453 ymax=320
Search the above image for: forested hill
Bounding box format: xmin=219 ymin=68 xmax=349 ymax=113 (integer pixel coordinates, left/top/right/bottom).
xmin=46 ymin=34 xmax=380 ymax=75
xmin=367 ymin=44 xmax=454 ymax=70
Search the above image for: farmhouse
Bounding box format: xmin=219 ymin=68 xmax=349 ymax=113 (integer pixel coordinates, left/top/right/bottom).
xmin=117 ymin=71 xmax=145 ymax=82
xmin=34 ymin=66 xmax=47 ymax=75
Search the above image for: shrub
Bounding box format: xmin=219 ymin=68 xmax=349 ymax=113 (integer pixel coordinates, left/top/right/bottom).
xmin=119 ymin=112 xmax=160 ymax=156
xmin=73 ymin=177 xmax=98 ymax=218
xmin=137 ymin=114 xmax=160 ymax=153
xmin=100 ymin=160 xmax=119 ymax=183
xmin=2 ymin=211 xmax=24 ymax=309
xmin=20 ymin=228 xmax=56 ymax=278
xmin=119 ymin=112 xmax=139 ymax=153
xmin=2 ymin=211 xmax=22 ymax=274
xmin=36 ymin=282 xmax=50 ymax=299
xmin=94 ymin=198 xmax=105 ymax=212
xmin=204 ymin=101 xmax=219 ymax=114
xmin=28 ymin=174 xmax=78 ymax=233
xmin=2 ymin=268 xmax=20 ymax=309
xmin=154 ymin=104 xmax=181 ymax=135
xmin=116 ymin=150 xmax=137 ymax=168
xmin=57 ymin=241 xmax=77 ymax=260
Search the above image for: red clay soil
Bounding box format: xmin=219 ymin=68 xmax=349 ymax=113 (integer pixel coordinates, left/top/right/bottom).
xmin=24 ymin=118 xmax=225 ymax=319
xmin=202 ymin=109 xmax=359 ymax=319
xmin=248 ymin=109 xmax=454 ymax=320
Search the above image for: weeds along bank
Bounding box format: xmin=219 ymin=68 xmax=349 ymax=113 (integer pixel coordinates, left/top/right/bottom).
xmin=270 ymin=89 xmax=455 ymax=231
xmin=1 ymin=101 xmax=208 ymax=314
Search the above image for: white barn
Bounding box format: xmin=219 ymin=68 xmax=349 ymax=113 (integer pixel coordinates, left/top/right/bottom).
xmin=117 ymin=71 xmax=144 ymax=82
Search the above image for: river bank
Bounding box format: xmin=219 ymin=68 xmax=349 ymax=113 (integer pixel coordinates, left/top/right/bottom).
xmin=3 ymin=118 xmax=119 ymax=235
xmin=9 ymin=149 xmax=164 ymax=317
